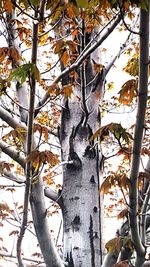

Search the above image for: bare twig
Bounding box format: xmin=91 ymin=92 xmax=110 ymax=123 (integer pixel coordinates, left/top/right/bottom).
xmin=16 ymin=10 xmax=39 ymax=267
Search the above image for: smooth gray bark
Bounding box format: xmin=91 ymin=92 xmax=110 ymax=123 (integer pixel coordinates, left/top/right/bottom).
xmin=129 ymin=4 xmax=149 ymax=267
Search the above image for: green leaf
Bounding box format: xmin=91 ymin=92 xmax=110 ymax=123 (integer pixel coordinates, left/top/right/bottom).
xmin=31 ymin=64 xmax=40 ymax=82
xmin=10 ymin=63 xmax=40 ymax=84
xmin=29 ymin=0 xmax=40 ymax=8
xmin=75 ymin=0 xmax=88 ymax=8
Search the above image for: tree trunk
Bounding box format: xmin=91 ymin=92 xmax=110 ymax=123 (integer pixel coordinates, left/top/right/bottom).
xmin=60 ymin=56 xmax=104 ymax=266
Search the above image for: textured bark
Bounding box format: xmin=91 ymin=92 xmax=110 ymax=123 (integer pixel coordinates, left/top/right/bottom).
xmin=60 ymin=58 xmax=104 ymax=266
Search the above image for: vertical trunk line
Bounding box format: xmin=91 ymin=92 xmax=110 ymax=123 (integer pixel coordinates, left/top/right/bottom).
xmin=96 ymin=140 xmax=103 ymax=263
xmin=89 ymin=215 xmax=95 ymax=267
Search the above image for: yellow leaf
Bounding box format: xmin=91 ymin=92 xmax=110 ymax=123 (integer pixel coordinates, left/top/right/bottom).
xmin=107 ymin=82 xmax=115 ymax=91
xmin=76 ymin=0 xmax=88 ymax=8
xmin=15 ymin=127 xmax=26 ymax=142
xmin=105 ymin=237 xmax=122 ymax=253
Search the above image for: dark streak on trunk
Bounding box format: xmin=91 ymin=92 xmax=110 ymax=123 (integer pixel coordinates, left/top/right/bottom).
xmin=67 ymin=252 xmax=75 ymax=267
xmin=89 ymin=215 xmax=95 ymax=267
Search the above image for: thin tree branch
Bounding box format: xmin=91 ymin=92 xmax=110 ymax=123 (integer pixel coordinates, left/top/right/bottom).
xmin=0 ymin=141 xmax=25 ymax=168
xmin=35 ymin=13 xmax=122 ymax=115
xmin=0 ymin=106 xmax=24 ymax=129
xmin=104 ymin=13 xmax=139 ymax=76
xmin=141 ymin=158 xmax=150 ymax=244
xmin=0 ymin=253 xmax=45 ymax=265
xmin=128 ymin=4 xmax=149 ymax=266
xmin=16 ymin=10 xmax=39 ymax=267
xmin=2 ymin=170 xmax=25 ymax=184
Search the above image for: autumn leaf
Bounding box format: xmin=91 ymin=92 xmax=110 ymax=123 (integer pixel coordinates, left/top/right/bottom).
xmin=117 ymin=208 xmax=128 ymax=219
xmin=47 ymin=83 xmax=60 ymax=95
xmin=107 ymin=81 xmax=115 ymax=91
xmin=52 ymin=40 xmax=64 ymax=54
xmin=9 ymin=230 xmax=19 ymax=236
xmin=3 ymin=0 xmax=13 ymax=12
xmin=15 ymin=127 xmax=27 ymax=142
xmin=0 ymin=77 xmax=10 ymax=96
xmin=0 ymin=47 xmax=8 ymax=63
xmin=100 ymin=171 xmax=129 ymax=194
xmin=61 ymin=50 xmax=69 ymax=66
xmin=33 ymin=123 xmax=49 ymax=142
xmin=9 ymin=47 xmax=21 ymax=64
xmin=91 ymin=123 xmax=132 ymax=145
xmin=123 ymin=54 xmax=139 ymax=77
xmin=67 ymin=4 xmax=78 ymax=18
xmin=75 ymin=0 xmax=88 ymax=8
xmin=113 ymin=260 xmax=129 ymax=267
xmin=63 ymin=85 xmax=73 ymax=98
xmin=26 ymin=150 xmax=40 ymax=171
xmin=118 ymin=79 xmax=137 ymax=105
xmin=0 ymin=161 xmax=13 ymax=174
xmin=26 ymin=150 xmax=59 ymax=170
xmin=105 ymin=237 xmax=122 ymax=253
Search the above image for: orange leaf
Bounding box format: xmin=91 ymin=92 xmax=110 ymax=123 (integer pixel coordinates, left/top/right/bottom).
xmin=52 ymin=40 xmax=64 ymax=54
xmin=118 ymin=79 xmax=137 ymax=105
xmin=61 ymin=50 xmax=69 ymax=66
xmin=63 ymin=85 xmax=73 ymax=98
xmin=3 ymin=0 xmax=13 ymax=12
xmin=0 ymin=47 xmax=8 ymax=63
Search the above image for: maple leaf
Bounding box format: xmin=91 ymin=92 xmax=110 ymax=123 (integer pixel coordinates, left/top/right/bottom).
xmin=118 ymin=79 xmax=137 ymax=105
xmin=10 ymin=63 xmax=40 ymax=84
xmin=123 ymin=54 xmax=139 ymax=77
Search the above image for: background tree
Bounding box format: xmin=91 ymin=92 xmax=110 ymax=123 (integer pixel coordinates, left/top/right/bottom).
xmin=0 ymin=0 xmax=149 ymax=267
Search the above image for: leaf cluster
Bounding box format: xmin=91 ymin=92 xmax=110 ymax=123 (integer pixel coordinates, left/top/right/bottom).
xmin=10 ymin=63 xmax=40 ymax=84
xmin=92 ymin=123 xmax=132 ymax=146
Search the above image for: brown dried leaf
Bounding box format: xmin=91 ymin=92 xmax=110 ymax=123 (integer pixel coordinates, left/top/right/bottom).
xmin=118 ymin=79 xmax=137 ymax=105
xmin=113 ymin=261 xmax=129 ymax=267
xmin=117 ymin=208 xmax=128 ymax=219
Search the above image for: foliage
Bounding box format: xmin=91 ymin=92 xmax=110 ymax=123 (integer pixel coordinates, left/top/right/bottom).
xmin=10 ymin=63 xmax=40 ymax=84
xmin=0 ymin=0 xmax=149 ymax=266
